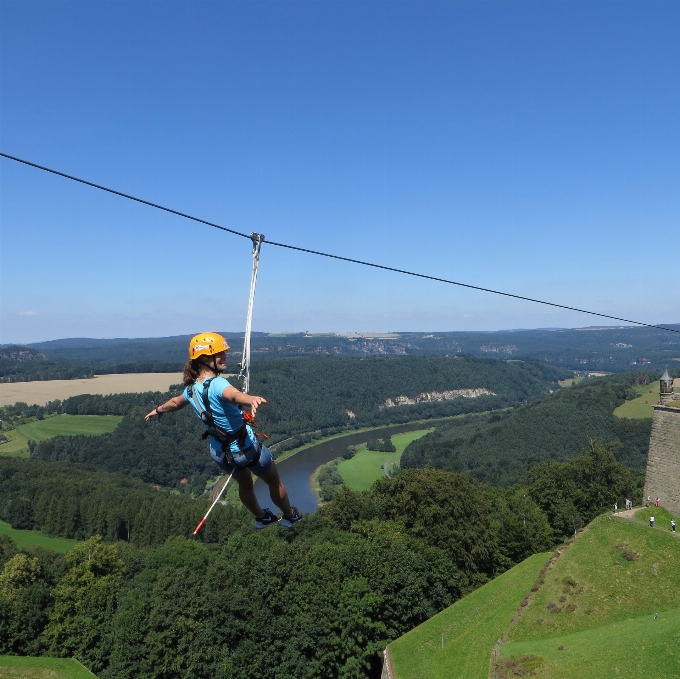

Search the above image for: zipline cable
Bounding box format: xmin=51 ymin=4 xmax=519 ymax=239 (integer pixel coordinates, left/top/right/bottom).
xmin=0 ymin=152 xmax=251 ymax=241
xmin=1 ymin=151 xmax=678 ymax=335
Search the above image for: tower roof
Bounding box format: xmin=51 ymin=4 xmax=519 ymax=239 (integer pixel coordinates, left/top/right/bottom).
xmin=661 ymin=369 xmax=671 ymax=382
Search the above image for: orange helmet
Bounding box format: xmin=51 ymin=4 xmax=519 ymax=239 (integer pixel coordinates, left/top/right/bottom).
xmin=189 ymin=333 xmax=230 ymax=360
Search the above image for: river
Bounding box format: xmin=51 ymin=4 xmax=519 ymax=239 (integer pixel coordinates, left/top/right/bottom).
xmin=254 ymin=418 xmax=454 ymax=515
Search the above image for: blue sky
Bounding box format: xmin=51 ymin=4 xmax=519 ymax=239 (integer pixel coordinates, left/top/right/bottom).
xmin=1 ymin=0 xmax=678 ymax=343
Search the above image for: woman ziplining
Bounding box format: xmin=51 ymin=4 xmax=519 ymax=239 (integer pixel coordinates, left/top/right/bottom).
xmin=144 ymin=332 xmax=302 ymax=529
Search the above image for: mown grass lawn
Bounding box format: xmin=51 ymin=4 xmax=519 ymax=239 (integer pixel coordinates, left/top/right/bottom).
xmin=337 ymin=429 xmax=432 ymax=491
xmin=387 ymin=552 xmax=548 ymax=679
xmin=0 ymin=520 xmax=78 ymax=553
xmin=500 ymin=607 xmax=680 ymax=679
xmin=613 ymin=381 xmax=659 ymax=419
xmin=0 ymin=656 xmax=97 ymax=678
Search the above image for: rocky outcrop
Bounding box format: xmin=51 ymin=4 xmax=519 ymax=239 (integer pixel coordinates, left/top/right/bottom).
xmin=380 ymin=388 xmax=496 ymax=409
xmin=0 ymin=346 xmax=46 ymax=362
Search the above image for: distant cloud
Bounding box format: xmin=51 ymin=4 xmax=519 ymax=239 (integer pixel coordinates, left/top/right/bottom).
xmin=16 ymin=311 xmax=37 ymax=316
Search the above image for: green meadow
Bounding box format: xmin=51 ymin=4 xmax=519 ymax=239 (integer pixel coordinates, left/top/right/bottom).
xmin=0 ymin=520 xmax=78 ymax=553
xmin=337 ymin=428 xmax=432 ymax=491
xmin=16 ymin=414 xmax=123 ymax=442
xmin=0 ymin=656 xmax=97 ymax=678
xmin=0 ymin=414 xmax=122 ymax=456
xmin=613 ymin=381 xmax=659 ymax=419
xmin=387 ymin=552 xmax=549 ymax=679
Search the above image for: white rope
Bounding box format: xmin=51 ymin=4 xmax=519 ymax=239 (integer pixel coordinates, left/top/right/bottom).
xmin=192 ymin=470 xmax=235 ymax=535
xmin=239 ymin=233 xmax=264 ymax=395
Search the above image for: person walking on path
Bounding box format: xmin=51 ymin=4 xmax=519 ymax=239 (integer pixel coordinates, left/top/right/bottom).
xmin=145 ymin=333 xmax=302 ymax=529
xmin=650 ymin=515 xmax=655 ymax=528
xmin=672 ymin=519 xmax=677 ymax=533
xmin=614 ymin=503 xmax=618 ymax=514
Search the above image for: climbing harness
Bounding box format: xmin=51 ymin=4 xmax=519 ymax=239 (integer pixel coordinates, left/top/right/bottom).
xmin=186 ymin=377 xmax=250 ymax=465
xmin=237 ymin=232 xmax=265 ymax=395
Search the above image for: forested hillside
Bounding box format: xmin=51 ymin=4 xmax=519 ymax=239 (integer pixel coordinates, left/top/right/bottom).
xmin=27 ymin=356 xmax=567 ymax=490
xmin=0 ymin=344 xmax=179 ymax=383
xmin=0 ymin=443 xmax=641 ymax=678
xmin=401 ymin=372 xmax=655 ymax=486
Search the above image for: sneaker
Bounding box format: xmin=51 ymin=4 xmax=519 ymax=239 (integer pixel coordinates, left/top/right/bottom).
xmin=281 ymin=507 xmax=303 ymax=527
xmin=255 ymin=508 xmax=280 ymax=530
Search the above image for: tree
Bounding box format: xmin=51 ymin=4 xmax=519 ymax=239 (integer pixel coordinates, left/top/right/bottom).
xmin=43 ymin=536 xmax=125 ymax=674
xmin=369 ymin=468 xmax=496 ymax=587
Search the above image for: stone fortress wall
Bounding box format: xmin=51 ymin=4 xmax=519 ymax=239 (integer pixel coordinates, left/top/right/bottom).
xmin=644 ymin=372 xmax=680 ymax=517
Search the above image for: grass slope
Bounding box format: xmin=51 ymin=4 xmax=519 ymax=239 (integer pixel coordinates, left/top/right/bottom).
xmin=337 ymin=429 xmax=432 ymax=491
xmin=387 ymin=552 xmax=549 ymax=679
xmin=634 ymin=506 xmax=679 ymax=530
xmin=508 ymin=514 xmax=680 ymax=643
xmin=0 ymin=656 xmax=97 ymax=678
xmin=0 ymin=430 xmax=31 ymax=457
xmin=0 ymin=520 xmax=78 ymax=553
xmin=499 ymin=608 xmax=680 ymax=679
xmin=0 ymin=414 xmax=122 ymax=457
xmin=389 ymin=512 xmax=680 ymax=679
xmin=613 ymin=381 xmax=658 ymax=419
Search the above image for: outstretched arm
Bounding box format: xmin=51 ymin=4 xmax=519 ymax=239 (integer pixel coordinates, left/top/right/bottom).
xmin=221 ymin=385 xmax=267 ymax=416
xmin=144 ymin=394 xmax=190 ymax=422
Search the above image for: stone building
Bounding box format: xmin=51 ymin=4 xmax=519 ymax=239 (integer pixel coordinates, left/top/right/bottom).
xmin=644 ymin=372 xmax=680 ymax=516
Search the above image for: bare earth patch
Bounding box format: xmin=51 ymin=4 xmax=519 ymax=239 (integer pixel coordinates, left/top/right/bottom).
xmin=0 ymin=373 xmax=184 ymax=406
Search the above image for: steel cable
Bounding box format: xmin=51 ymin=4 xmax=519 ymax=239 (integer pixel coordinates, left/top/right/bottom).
xmin=1 ymin=151 xmax=678 ymax=334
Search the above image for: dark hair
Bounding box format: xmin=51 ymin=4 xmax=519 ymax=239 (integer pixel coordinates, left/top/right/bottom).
xmin=183 ymin=358 xmax=204 ymax=386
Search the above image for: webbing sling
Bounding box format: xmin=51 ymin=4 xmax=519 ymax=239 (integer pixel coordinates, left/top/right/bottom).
xmin=237 ymin=233 xmax=264 ymax=395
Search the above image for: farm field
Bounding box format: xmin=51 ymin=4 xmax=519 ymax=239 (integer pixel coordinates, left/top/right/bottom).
xmin=613 ymin=380 xmax=659 ymax=419
xmin=387 ymin=552 xmax=548 ymax=679
xmin=0 ymin=372 xmax=184 ymax=407
xmin=0 ymin=414 xmax=123 ymax=456
xmin=337 ymin=428 xmax=433 ymax=491
xmin=0 ymin=520 xmax=78 ymax=553
xmin=0 ymin=656 xmax=97 ymax=678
